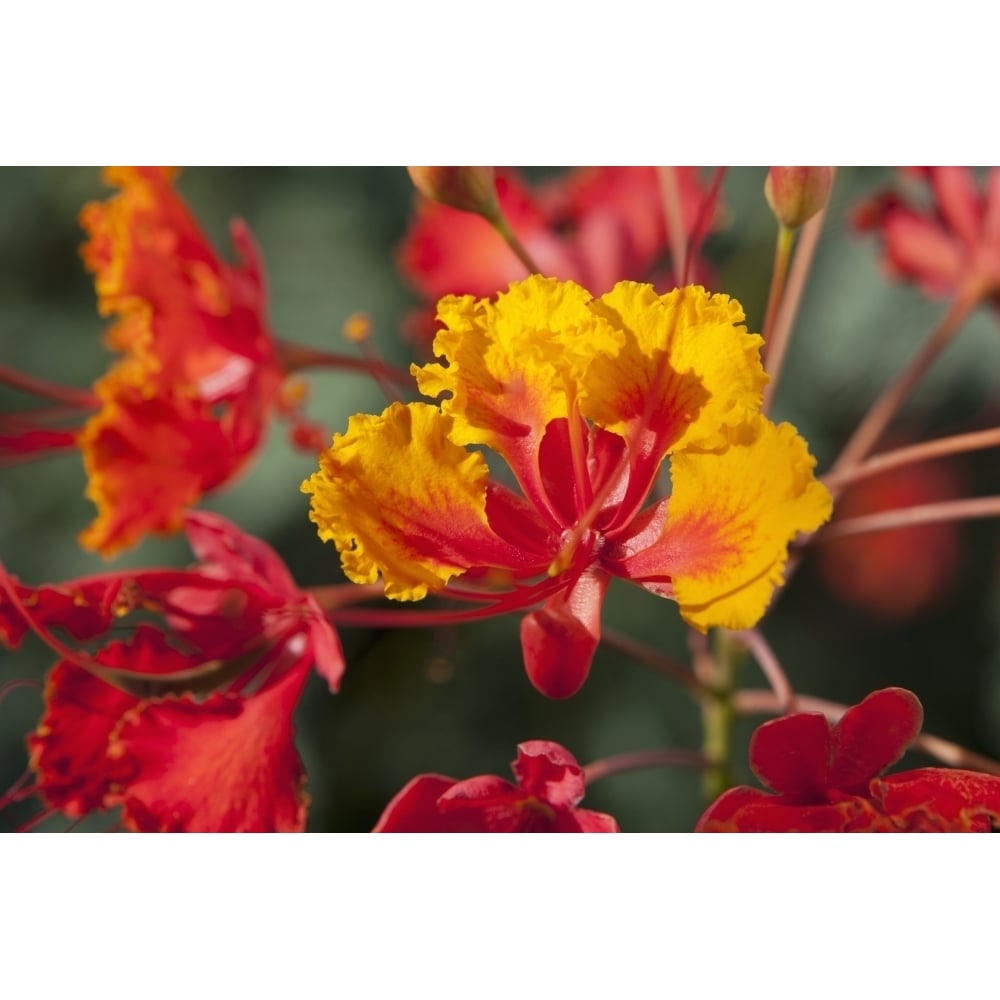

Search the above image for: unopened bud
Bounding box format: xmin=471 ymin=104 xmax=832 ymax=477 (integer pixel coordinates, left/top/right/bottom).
xmin=407 ymin=166 xmax=500 ymax=222
xmin=765 ymin=167 xmax=833 ymax=228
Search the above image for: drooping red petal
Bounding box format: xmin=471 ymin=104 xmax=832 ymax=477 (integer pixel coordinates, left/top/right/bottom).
xmin=827 ymin=687 xmax=924 ymax=794
xmin=520 ymin=568 xmax=609 ymax=699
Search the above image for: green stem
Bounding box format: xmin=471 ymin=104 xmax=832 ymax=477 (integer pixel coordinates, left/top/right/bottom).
xmin=698 ymin=630 xmax=742 ymax=802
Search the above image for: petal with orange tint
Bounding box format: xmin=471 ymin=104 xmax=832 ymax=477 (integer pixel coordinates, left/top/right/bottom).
xmin=78 ymin=389 xmax=243 ymax=557
xmin=655 ymin=416 xmax=831 ymax=631
xmin=109 ymin=663 xmax=310 ymax=833
xmin=302 ymin=402 xmax=535 ymax=601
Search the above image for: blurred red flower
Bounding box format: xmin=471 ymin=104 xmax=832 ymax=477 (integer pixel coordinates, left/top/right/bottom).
xmin=1 ymin=512 xmax=344 ymax=832
xmin=697 ymin=687 xmax=1000 ymax=832
xmin=818 ymin=454 xmax=964 ymax=620
xmin=373 ymin=740 xmax=619 ymax=832
xmin=398 ymin=166 xmax=721 ymax=348
xmin=855 ymin=167 xmax=1000 ymax=304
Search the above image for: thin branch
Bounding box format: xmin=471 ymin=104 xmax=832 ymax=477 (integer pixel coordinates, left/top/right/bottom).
xmin=657 ymin=166 xmax=688 ymax=286
xmin=583 ymin=748 xmax=708 ymax=785
xmin=813 ymin=495 xmax=1000 ymax=543
xmin=829 ymin=289 xmax=980 ymax=475
xmin=731 ymin=628 xmax=796 ymax=713
xmin=824 ymin=426 xmax=1000 ymax=492
xmin=600 ymin=626 xmax=711 ymax=698
xmin=762 ymin=176 xmax=834 ymax=414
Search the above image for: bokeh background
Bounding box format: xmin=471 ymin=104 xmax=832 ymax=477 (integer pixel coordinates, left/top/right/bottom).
xmin=2 ymin=166 xmax=1000 ymax=832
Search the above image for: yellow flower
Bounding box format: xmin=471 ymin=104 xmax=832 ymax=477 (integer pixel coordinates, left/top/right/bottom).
xmin=303 ymin=276 xmax=831 ymax=697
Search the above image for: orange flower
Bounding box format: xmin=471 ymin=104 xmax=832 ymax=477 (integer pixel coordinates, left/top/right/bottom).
xmin=75 ymin=167 xmax=286 ymax=556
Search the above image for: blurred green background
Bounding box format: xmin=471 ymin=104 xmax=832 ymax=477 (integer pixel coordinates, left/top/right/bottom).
xmin=2 ymin=166 xmax=1000 ymax=832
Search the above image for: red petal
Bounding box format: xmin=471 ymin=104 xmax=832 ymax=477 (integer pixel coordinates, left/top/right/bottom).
xmin=828 ymin=687 xmax=923 ymax=794
xmin=696 ymin=786 xmax=891 ymax=832
xmin=928 ymin=167 xmax=981 ymax=247
xmin=873 ymin=767 xmax=1000 ymax=831
xmin=520 ymin=569 xmax=609 ymax=699
xmin=110 ymin=663 xmax=310 ymax=832
xmin=748 ymin=712 xmax=832 ymax=798
xmin=372 ymin=774 xmax=463 ymax=832
xmin=511 ymin=740 xmax=587 ymax=808
xmin=28 ymin=663 xmax=137 ymax=817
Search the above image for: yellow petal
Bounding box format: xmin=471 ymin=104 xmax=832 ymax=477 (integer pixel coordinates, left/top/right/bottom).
xmin=586 ymin=283 xmax=768 ymax=453
xmin=302 ymin=402 xmax=528 ymax=601
xmin=664 ymin=415 xmax=832 ymax=631
xmin=413 ymin=275 xmax=624 ymax=456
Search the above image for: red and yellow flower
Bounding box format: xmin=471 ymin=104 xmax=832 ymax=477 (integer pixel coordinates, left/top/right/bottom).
xmin=697 ymin=687 xmax=1000 ymax=832
xmin=373 ymin=740 xmax=619 ymax=832
xmin=1 ymin=512 xmax=344 ymax=832
xmin=303 ymin=276 xmax=831 ymax=698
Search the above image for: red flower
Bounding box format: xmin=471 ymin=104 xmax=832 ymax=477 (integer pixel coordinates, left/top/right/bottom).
xmin=1 ymin=512 xmax=344 ymax=832
xmin=854 ymin=167 xmax=1000 ymax=304
xmin=398 ymin=166 xmax=720 ymax=348
xmin=373 ymin=740 xmax=619 ymax=832
xmin=696 ymin=688 xmax=1000 ymax=832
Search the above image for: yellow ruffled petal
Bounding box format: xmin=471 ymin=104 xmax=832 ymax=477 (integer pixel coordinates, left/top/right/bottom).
xmin=413 ymin=275 xmax=624 ymax=455
xmin=302 ymin=402 xmax=527 ymax=601
xmin=665 ymin=415 xmax=832 ymax=631
xmin=585 ymin=283 xmax=768 ymax=452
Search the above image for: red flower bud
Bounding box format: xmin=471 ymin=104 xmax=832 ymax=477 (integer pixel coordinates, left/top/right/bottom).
xmin=406 ymin=166 xmax=500 ymax=221
xmin=765 ymin=166 xmax=833 ymax=228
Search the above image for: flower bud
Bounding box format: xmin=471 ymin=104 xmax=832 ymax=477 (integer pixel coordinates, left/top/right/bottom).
xmin=765 ymin=167 xmax=833 ymax=228
xmin=407 ymin=166 xmax=500 ymax=222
